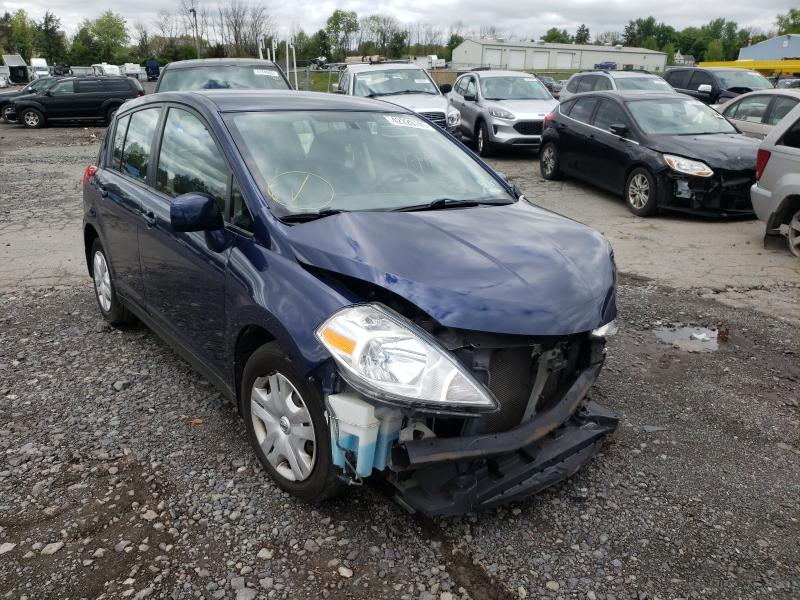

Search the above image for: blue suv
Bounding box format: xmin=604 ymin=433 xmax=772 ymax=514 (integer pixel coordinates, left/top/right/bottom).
xmin=82 ymin=90 xmax=619 ymax=516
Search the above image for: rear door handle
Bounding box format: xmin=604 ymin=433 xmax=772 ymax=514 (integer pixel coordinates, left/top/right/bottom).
xmin=143 ymin=211 xmax=156 ymax=227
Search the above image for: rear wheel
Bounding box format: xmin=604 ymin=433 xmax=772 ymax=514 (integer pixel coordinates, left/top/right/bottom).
xmin=1 ymin=105 xmax=16 ymax=123
xmin=539 ymin=142 xmax=562 ymax=180
xmin=788 ymin=208 xmax=800 ymax=258
xmin=625 ymin=167 xmax=658 ymax=217
xmin=20 ymin=108 xmax=44 ymax=129
xmin=476 ymin=120 xmax=495 ymax=157
xmin=90 ymin=239 xmax=135 ymax=325
xmin=106 ymin=105 xmax=119 ymax=123
xmin=242 ymin=343 xmax=344 ymax=503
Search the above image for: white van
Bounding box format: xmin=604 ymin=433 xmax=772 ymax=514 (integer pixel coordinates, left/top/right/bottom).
xmin=30 ymin=58 xmax=49 ymax=79
xmin=121 ymin=63 xmax=142 ymax=79
xmin=91 ymin=63 xmax=121 ymax=76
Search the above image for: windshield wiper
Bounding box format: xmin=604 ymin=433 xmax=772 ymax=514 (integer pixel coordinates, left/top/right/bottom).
xmin=370 ymin=90 xmax=436 ymax=97
xmin=392 ymin=198 xmax=513 ymax=212
xmin=279 ymin=208 xmax=346 ymax=223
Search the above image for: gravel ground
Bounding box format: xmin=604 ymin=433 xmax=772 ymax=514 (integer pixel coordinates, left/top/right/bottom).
xmin=0 ymin=120 xmax=798 ymax=599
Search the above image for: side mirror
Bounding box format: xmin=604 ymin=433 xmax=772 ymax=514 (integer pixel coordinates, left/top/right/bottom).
xmin=439 ymin=83 xmax=452 ymax=94
xmin=330 ymin=82 xmax=341 ymax=93
xmin=697 ymin=84 xmax=713 ymax=94
xmin=609 ymin=123 xmax=629 ymax=137
xmin=464 ymin=93 xmax=476 ymax=102
xmin=170 ymin=193 xmax=223 ymax=232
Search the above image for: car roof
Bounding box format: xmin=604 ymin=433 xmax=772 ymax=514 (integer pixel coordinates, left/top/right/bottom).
xmin=608 ymin=71 xmax=658 ymax=78
xmin=471 ymin=70 xmax=538 ymax=78
xmin=127 ymin=89 xmax=414 ymax=114
xmin=164 ymin=58 xmax=280 ymax=70
xmin=344 ymin=63 xmax=425 ymax=73
xmin=566 ymin=91 xmax=686 ymax=102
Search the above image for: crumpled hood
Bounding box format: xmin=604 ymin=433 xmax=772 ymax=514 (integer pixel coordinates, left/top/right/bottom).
xmin=381 ymin=94 xmax=449 ymax=114
xmin=648 ymin=133 xmax=758 ymax=172
xmin=283 ymin=201 xmax=616 ymax=336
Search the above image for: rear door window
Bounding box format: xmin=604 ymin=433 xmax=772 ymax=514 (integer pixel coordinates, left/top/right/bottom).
xmin=594 ymin=76 xmax=613 ymax=91
xmin=566 ymin=76 xmax=580 ymax=93
xmin=569 ymin=97 xmax=599 ymax=123
xmin=767 ymin=96 xmax=800 ymax=126
xmin=577 ymin=75 xmax=596 ymax=93
xmin=156 ymin=108 xmax=229 ymax=213
xmin=724 ymin=95 xmax=770 ymax=122
xmin=76 ymin=80 xmax=102 ymax=94
xmin=120 ymin=108 xmax=161 ymax=182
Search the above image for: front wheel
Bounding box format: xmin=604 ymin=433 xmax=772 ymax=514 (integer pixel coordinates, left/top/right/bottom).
xmin=242 ymin=343 xmax=344 ymax=503
xmin=788 ymin=208 xmax=800 ymax=258
xmin=625 ymin=167 xmax=659 ymax=217
xmin=20 ymin=108 xmax=44 ymax=129
xmin=476 ymin=121 xmax=495 ymax=157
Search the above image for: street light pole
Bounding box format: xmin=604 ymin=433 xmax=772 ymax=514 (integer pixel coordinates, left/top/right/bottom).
xmin=189 ymin=8 xmax=201 ymax=59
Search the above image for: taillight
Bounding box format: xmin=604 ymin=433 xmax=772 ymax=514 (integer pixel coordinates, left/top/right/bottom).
xmin=755 ymin=149 xmax=771 ymax=181
xmin=543 ymin=110 xmax=555 ymax=127
xmin=83 ymin=164 xmax=97 ymax=187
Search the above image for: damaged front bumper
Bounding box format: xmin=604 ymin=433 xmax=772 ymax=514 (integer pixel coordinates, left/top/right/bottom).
xmin=325 ymin=360 xmax=618 ymax=516
xmin=662 ymin=170 xmax=755 ymax=216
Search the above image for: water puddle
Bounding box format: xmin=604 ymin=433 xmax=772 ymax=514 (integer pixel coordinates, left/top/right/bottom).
xmin=654 ymin=325 xmax=719 ymax=353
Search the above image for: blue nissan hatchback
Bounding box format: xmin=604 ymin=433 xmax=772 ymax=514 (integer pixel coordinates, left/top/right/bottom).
xmin=83 ymin=90 xmax=619 ymax=516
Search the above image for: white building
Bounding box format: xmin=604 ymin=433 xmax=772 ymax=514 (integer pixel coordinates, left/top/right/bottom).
xmin=452 ymin=38 xmax=667 ymax=72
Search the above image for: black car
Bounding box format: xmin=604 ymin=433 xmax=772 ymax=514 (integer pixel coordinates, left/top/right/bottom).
xmin=8 ymin=76 xmax=144 ymax=128
xmin=0 ymin=77 xmax=58 ymax=123
xmin=665 ymin=67 xmax=773 ymax=105
xmin=539 ymin=91 xmax=759 ymax=216
xmin=154 ymin=58 xmax=291 ymax=92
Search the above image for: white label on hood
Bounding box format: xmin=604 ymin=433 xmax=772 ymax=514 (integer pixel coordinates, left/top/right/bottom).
xmin=384 ymin=115 xmax=433 ymax=130
xmin=254 ymin=69 xmax=279 ymax=77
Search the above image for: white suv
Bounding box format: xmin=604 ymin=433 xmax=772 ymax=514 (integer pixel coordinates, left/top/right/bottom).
xmin=335 ymin=63 xmax=460 ymax=135
xmin=559 ymin=70 xmax=674 ymax=101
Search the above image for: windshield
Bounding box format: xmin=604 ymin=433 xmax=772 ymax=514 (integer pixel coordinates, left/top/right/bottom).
xmin=353 ymin=69 xmax=438 ymax=97
xmin=226 ymin=111 xmax=512 ymax=216
xmin=615 ymin=76 xmax=673 ymax=92
xmin=158 ymin=65 xmax=289 ymax=91
xmin=480 ymin=76 xmax=552 ymax=100
xmin=716 ymin=70 xmax=772 ymax=91
xmin=627 ymin=97 xmax=737 ymax=135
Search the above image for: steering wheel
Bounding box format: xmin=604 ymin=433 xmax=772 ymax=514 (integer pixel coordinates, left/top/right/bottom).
xmin=375 ymin=170 xmax=422 ymax=191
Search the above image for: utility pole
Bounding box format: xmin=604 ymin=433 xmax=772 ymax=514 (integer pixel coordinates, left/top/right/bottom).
xmin=189 ymin=8 xmax=201 ymax=59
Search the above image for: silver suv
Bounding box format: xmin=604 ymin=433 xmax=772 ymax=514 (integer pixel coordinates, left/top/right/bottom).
xmin=559 ymin=70 xmax=674 ymax=101
xmin=335 ymin=63 xmax=460 ymax=135
xmin=448 ymin=70 xmax=557 ymax=156
xmin=751 ymin=102 xmax=800 ymax=257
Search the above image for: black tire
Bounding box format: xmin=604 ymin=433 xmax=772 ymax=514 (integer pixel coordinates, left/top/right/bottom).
xmin=90 ymin=238 xmax=135 ymax=326
xmin=539 ymin=142 xmax=562 ymax=180
xmin=625 ymin=167 xmax=659 ymax=217
xmin=1 ymin=105 xmax=16 ymax=123
xmin=476 ymin=120 xmax=495 ymax=157
xmin=106 ymin=105 xmax=120 ymax=123
xmin=242 ymin=343 xmax=344 ymax=503
xmin=20 ymin=108 xmax=44 ymax=129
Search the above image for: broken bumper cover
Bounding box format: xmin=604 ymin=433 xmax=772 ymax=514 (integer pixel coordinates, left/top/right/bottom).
xmin=390 ymin=366 xmax=619 ymax=516
xmin=662 ymin=170 xmax=755 ymax=216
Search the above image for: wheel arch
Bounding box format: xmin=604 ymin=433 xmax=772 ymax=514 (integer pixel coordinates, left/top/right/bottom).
xmin=771 ymin=194 xmax=800 ymax=229
xmin=234 ymin=324 xmax=278 ymax=413
xmin=84 ymin=223 xmax=100 ymax=276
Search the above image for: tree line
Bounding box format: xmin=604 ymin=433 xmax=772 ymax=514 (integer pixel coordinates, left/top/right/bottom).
xmin=1 ymin=5 xmax=799 ymax=67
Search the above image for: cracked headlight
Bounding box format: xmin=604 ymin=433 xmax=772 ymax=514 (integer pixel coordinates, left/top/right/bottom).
xmin=316 ymin=304 xmax=497 ymax=413
xmin=446 ymin=108 xmax=460 ymax=127
xmin=663 ymin=154 xmax=713 ymax=178
xmin=488 ymin=106 xmax=515 ymax=120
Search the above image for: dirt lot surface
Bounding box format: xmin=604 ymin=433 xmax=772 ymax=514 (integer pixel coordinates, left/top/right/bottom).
xmin=0 ymin=122 xmax=799 ymax=599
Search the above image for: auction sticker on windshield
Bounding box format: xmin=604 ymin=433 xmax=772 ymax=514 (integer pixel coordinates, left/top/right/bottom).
xmin=254 ymin=69 xmax=279 ymax=77
xmin=384 ymin=115 xmax=433 ymax=130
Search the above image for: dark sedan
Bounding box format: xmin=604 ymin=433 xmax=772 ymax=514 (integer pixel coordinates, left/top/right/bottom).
xmin=540 ymin=91 xmax=759 ymax=216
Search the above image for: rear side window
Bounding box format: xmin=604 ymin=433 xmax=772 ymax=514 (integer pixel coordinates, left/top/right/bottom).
xmin=687 ymin=71 xmax=713 ymax=91
xmin=593 ymin=100 xmax=629 ymax=132
xmin=76 ymin=80 xmax=102 ymax=93
xmin=105 ymin=79 xmax=131 ymax=92
xmin=156 ymin=108 xmax=229 ymax=211
xmin=780 ymin=118 xmax=800 ymax=148
xmin=665 ymin=70 xmax=690 ymax=89
xmin=120 ymin=108 xmax=160 ymax=182
xmin=767 ymin=96 xmax=799 ymax=126
xmin=570 ymin=98 xmax=598 ymax=123
xmin=566 ymin=76 xmax=580 ymax=93
xmin=110 ymin=115 xmax=131 ymax=171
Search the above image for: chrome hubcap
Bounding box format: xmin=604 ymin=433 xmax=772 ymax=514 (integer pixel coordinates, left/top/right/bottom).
xmin=542 ymin=147 xmax=555 ymax=175
xmin=789 ymin=209 xmax=800 ymax=258
xmin=251 ymin=373 xmax=316 ymax=482
xmin=628 ymin=173 xmax=650 ymax=209
xmin=24 ymin=112 xmax=38 ymax=127
xmin=92 ymin=251 xmax=112 ymax=312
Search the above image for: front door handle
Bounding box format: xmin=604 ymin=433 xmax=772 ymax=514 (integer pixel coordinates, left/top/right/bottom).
xmin=143 ymin=211 xmax=156 ymax=227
